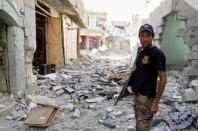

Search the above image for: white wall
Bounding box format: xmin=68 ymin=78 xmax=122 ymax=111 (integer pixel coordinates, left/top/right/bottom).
xmin=63 ymin=15 xmax=78 ymax=61
xmin=86 ymin=12 xmax=107 ymax=30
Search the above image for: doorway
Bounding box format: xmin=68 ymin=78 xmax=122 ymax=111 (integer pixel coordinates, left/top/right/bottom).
xmin=33 ymin=7 xmax=47 ymax=68
xmin=0 ymin=19 xmax=9 ymax=92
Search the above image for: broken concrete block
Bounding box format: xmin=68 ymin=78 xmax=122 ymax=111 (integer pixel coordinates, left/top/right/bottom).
xmin=88 ymin=104 xmax=96 ymax=109
xmin=63 ymin=87 xmax=75 ymax=94
xmin=83 ymin=90 xmax=91 ymax=94
xmin=37 ymin=79 xmax=48 ymax=85
xmin=61 ymin=103 xmax=75 ymax=112
xmin=6 ymin=115 xmax=13 ymax=120
xmin=95 ymin=84 xmax=104 ymax=90
xmin=98 ymin=119 xmax=116 ymax=129
xmin=26 ymin=95 xmax=57 ymax=106
xmin=86 ymin=97 xmax=106 ymax=103
xmin=106 ymin=107 xmax=113 ymax=113
xmin=56 ymin=90 xmax=65 ymax=96
xmin=112 ymin=110 xmax=123 ymax=117
xmin=105 ymin=113 xmax=116 ymax=119
xmin=53 ymin=86 xmax=63 ymax=91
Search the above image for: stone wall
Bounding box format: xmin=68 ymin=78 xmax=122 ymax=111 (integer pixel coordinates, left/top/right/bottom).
xmin=148 ymin=0 xmax=198 ymax=86
xmin=0 ymin=0 xmax=36 ymax=97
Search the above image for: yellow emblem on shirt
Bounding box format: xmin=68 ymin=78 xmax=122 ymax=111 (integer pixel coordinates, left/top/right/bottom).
xmin=142 ymin=56 xmax=149 ymax=64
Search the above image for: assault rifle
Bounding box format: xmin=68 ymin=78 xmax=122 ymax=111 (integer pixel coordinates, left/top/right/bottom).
xmin=114 ymin=47 xmax=141 ymax=106
xmin=114 ymin=70 xmax=134 ymax=105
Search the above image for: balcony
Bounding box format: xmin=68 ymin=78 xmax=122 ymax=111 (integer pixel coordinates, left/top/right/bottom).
xmin=40 ymin=0 xmax=85 ymax=27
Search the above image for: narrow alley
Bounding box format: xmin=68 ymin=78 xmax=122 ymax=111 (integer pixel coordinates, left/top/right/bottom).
xmin=0 ymin=0 xmax=198 ymax=131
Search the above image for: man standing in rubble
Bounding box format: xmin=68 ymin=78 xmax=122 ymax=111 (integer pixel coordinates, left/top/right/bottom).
xmin=130 ymin=23 xmax=167 ymax=131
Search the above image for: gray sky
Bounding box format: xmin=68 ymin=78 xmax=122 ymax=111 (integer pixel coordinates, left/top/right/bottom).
xmin=82 ymin=0 xmax=164 ymax=21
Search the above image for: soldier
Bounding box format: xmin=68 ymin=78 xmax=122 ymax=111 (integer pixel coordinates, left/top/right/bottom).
xmin=130 ymin=23 xmax=167 ymax=131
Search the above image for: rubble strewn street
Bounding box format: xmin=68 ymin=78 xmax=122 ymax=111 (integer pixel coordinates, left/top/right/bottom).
xmin=1 ymin=0 xmax=198 ymax=131
xmin=0 ymin=50 xmax=198 ymax=131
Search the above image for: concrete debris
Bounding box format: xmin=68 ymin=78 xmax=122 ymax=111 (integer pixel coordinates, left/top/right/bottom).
xmin=61 ymin=73 xmax=72 ymax=80
xmin=26 ymin=95 xmax=57 ymax=106
xmin=112 ymin=110 xmax=123 ymax=117
xmin=95 ymin=84 xmax=104 ymax=90
xmin=43 ymin=73 xmax=57 ymax=80
xmin=190 ymin=79 xmax=198 ymax=87
xmin=61 ymin=103 xmax=75 ymax=112
xmin=88 ymin=104 xmax=96 ymax=109
xmin=106 ymin=107 xmax=113 ymax=113
xmin=165 ymin=109 xmax=198 ymax=130
xmin=27 ymin=102 xmax=37 ymax=113
xmin=98 ymin=119 xmax=116 ymax=129
xmin=37 ymin=79 xmax=49 ymax=85
xmin=72 ymin=108 xmax=80 ymax=119
xmin=52 ymin=86 xmax=63 ymax=91
xmin=1 ymin=51 xmax=197 ymax=130
xmin=56 ymin=89 xmax=65 ymax=96
xmin=182 ymin=91 xmax=198 ymax=102
xmin=86 ymin=97 xmax=106 ymax=103
xmin=63 ymin=87 xmax=75 ymax=94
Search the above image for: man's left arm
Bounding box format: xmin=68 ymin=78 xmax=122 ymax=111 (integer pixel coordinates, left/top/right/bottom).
xmin=150 ymin=71 xmax=167 ymax=113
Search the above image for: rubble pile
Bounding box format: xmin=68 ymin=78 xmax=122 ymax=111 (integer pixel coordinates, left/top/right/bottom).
xmin=0 ymin=56 xmax=198 ymax=131
xmin=101 ymin=36 xmax=131 ymax=61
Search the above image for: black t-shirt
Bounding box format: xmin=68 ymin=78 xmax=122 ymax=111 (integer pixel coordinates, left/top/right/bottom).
xmin=130 ymin=46 xmax=166 ymax=98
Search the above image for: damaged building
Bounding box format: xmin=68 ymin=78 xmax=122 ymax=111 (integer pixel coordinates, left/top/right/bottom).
xmin=146 ymin=0 xmax=198 ymax=99
xmin=35 ymin=0 xmax=85 ymax=68
xmin=80 ymin=11 xmax=107 ymax=50
xmin=0 ymin=0 xmax=86 ymax=98
xmin=0 ymin=0 xmax=36 ymax=98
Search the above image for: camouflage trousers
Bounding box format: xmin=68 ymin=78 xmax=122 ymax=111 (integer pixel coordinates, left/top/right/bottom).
xmin=134 ymin=94 xmax=153 ymax=131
